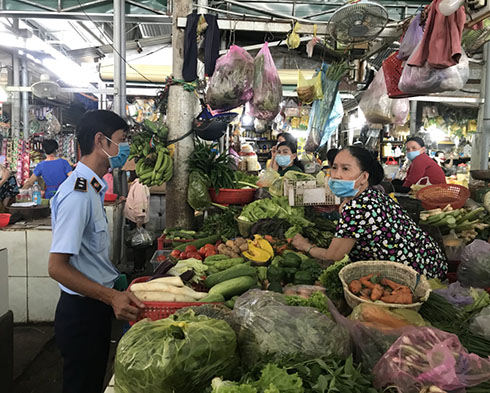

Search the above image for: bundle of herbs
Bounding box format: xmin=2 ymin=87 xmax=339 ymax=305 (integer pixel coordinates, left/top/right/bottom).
xmin=200 ymin=207 xmax=240 ymax=240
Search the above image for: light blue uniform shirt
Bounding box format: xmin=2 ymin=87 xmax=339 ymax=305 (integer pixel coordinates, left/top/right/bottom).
xmin=50 ymin=162 xmax=119 ymax=295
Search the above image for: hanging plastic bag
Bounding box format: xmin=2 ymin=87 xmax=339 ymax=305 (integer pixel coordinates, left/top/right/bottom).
xmin=206 ymin=45 xmax=254 ymax=112
xmin=297 ymin=70 xmax=323 ymax=104
xmin=457 ymin=239 xmax=490 ymax=288
xmin=319 ymin=92 xmax=343 ymax=146
xmin=187 ymin=171 xmax=211 ymax=211
xmin=359 ymin=68 xmax=393 ymax=124
xmin=251 ymin=42 xmax=283 ymax=121
xmin=399 ymin=47 xmax=469 ymax=94
xmin=130 ymin=227 xmax=153 ymax=248
xmin=286 ymin=22 xmax=301 ymax=49
xmin=398 ymin=14 xmax=424 ymax=61
xmin=391 ymin=98 xmax=409 ymax=125
xmin=373 ymin=326 xmax=490 ymax=393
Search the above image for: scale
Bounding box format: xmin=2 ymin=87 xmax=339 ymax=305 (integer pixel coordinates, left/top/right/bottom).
xmin=470 ymin=170 xmax=490 ymax=202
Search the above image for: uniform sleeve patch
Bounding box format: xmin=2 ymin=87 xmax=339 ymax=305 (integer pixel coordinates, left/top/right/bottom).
xmin=74 ymin=177 xmax=87 ymax=192
xmin=90 ymin=177 xmax=102 ymax=193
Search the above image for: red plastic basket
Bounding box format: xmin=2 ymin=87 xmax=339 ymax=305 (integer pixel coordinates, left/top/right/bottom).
xmin=209 ymin=188 xmax=255 ymax=205
xmin=382 ymin=51 xmax=415 ymax=99
xmin=0 ymin=213 xmax=11 ymax=227
xmin=128 ymin=276 xmax=212 ymax=326
xmin=416 ymin=184 xmax=470 ymax=210
xmin=157 ymin=234 xmax=194 ymax=250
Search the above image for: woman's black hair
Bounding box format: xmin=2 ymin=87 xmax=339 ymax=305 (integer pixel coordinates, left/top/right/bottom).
xmin=326 ymin=148 xmax=339 ymax=167
xmin=406 ymin=136 xmax=425 ymax=148
xmin=277 ymin=132 xmax=297 ymax=147
xmin=339 ymin=146 xmax=384 ymax=186
xmin=42 ymin=139 xmax=58 ymax=155
xmin=277 ymin=141 xmax=304 ymax=171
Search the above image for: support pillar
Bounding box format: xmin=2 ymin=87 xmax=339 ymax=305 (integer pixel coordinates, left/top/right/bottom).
xmin=166 ymin=0 xmax=195 ymax=228
xmin=113 ymin=0 xmax=126 ymax=117
xmin=480 ymin=42 xmax=490 ymax=170
xmin=21 ymin=58 xmax=28 ymax=140
xmin=409 ymin=100 xmax=417 ymax=136
xmin=11 ymin=19 xmax=20 ymax=138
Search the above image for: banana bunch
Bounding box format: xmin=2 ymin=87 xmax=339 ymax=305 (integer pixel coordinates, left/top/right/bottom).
xmin=130 ymin=119 xmax=173 ymax=186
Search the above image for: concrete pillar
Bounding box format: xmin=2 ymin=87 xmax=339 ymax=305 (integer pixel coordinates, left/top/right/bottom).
xmin=409 ymin=100 xmax=417 ymax=136
xmin=113 ymin=0 xmax=126 ymax=117
xmin=166 ymin=0 xmax=196 ymax=229
xmin=11 ymin=19 xmax=20 ymax=138
xmin=21 ymin=58 xmax=28 ymax=140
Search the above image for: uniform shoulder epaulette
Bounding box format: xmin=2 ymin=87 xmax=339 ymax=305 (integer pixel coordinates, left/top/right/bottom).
xmin=74 ymin=177 xmax=87 ymax=192
xmin=90 ymin=177 xmax=102 ymax=193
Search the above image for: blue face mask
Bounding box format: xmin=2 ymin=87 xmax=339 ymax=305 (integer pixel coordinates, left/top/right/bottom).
xmin=103 ymin=136 xmax=130 ymax=169
xmin=328 ymin=173 xmax=364 ymax=198
xmin=275 ymin=154 xmax=292 ymax=167
xmin=407 ymin=150 xmax=421 ymax=161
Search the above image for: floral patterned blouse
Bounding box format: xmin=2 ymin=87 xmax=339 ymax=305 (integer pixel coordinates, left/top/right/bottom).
xmin=335 ymin=188 xmax=448 ymax=279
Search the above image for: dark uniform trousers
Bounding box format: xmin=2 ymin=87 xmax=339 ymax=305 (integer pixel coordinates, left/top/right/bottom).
xmin=55 ymin=291 xmax=113 ymax=393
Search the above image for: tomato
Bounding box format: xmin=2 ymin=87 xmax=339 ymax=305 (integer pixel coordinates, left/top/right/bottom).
xmin=170 ymin=250 xmax=181 ymax=258
xmin=180 ymin=251 xmax=188 ymax=259
xmin=204 ymin=243 xmax=215 ymax=251
xmin=204 ymin=250 xmax=217 ymax=258
xmin=185 ymin=245 xmax=197 ymax=253
xmin=189 ymin=252 xmax=202 ymax=260
xmin=199 ymin=246 xmax=207 ymax=256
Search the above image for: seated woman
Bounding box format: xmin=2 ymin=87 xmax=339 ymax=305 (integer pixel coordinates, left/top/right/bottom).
xmin=267 ymin=132 xmax=297 ymax=170
xmin=292 ymin=146 xmax=447 ymax=279
xmin=274 ymin=141 xmax=304 ymax=176
xmin=0 ymin=164 xmax=19 ymax=210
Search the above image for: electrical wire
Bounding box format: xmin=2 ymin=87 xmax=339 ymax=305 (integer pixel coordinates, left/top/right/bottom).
xmin=74 ymin=0 xmax=156 ymax=84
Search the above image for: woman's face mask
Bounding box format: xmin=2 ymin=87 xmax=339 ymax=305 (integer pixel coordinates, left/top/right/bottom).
xmin=102 ymin=136 xmax=130 ymax=169
xmin=328 ymin=173 xmax=365 ymax=197
xmin=275 ymin=154 xmax=291 ymax=167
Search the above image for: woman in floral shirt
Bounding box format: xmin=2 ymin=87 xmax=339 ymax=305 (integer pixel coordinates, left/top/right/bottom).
xmin=292 ymin=146 xmax=447 ymax=279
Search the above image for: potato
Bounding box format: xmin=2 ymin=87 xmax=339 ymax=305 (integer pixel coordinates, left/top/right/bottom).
xmin=234 ymin=237 xmax=246 ymax=246
xmin=239 ymin=243 xmax=248 ymax=252
xmin=217 ymin=244 xmax=228 ymax=254
xmin=230 ymin=245 xmax=241 ymax=254
xmin=225 ymin=240 xmax=236 ymax=248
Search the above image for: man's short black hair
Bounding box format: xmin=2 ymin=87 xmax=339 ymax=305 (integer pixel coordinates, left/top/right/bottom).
xmin=406 ymin=136 xmax=425 ymax=148
xmin=42 ymin=139 xmax=58 ymax=155
xmin=76 ymin=110 xmax=128 ymax=156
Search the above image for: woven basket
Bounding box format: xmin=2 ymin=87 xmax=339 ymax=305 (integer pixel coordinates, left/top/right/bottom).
xmin=416 ymin=184 xmax=470 ymax=210
xmin=382 ymin=51 xmax=415 ymax=99
xmin=338 ymin=261 xmax=431 ymax=311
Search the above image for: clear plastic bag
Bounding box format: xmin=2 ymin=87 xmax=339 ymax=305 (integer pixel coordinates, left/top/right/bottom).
xmin=399 ymin=48 xmax=469 ymax=94
xmin=231 ymin=290 xmax=351 ymax=369
xmin=434 ymin=282 xmax=475 ymax=307
xmin=206 ymin=45 xmax=254 ymax=112
xmin=359 ymin=69 xmax=394 ymax=124
xmin=251 ymin=42 xmax=283 ymax=120
xmin=187 ymin=171 xmax=211 ymax=211
xmin=373 ymin=326 xmax=490 ymax=393
xmin=392 ymin=98 xmax=410 ymax=125
xmin=470 ymin=306 xmax=490 ymax=339
xmin=130 ymin=227 xmax=153 ymax=248
xmin=257 ymin=168 xmax=280 ymax=188
xmin=457 ymin=240 xmax=490 ymax=288
xmin=297 ymin=69 xmax=323 ymax=104
xmin=397 ymin=14 xmax=424 ymax=61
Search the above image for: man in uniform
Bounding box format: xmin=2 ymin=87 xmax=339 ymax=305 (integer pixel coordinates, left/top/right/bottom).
xmin=48 ymin=110 xmax=145 ymax=393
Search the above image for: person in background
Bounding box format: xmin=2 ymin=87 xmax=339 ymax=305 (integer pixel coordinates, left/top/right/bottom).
xmin=23 ymin=139 xmax=72 ymax=199
xmin=48 ymin=110 xmax=144 ymax=393
xmin=292 ymin=146 xmax=447 ymax=279
xmin=0 ymin=163 xmax=19 ymax=210
xmin=267 ymin=132 xmax=297 ymax=170
xmin=402 ymin=137 xmax=446 ymax=188
xmin=274 ymin=141 xmax=304 ymax=176
xmin=434 ymin=150 xmax=454 ymax=176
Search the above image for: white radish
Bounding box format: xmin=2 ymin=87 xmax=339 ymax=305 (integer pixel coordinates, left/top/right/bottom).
xmin=150 ymin=276 xmax=184 ymax=287
xmin=132 ymin=291 xmax=196 ymax=302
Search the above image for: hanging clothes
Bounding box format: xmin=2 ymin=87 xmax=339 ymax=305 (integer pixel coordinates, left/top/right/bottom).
xmin=182 ymin=12 xmax=220 ymax=82
xmin=407 ymin=0 xmax=466 ymax=69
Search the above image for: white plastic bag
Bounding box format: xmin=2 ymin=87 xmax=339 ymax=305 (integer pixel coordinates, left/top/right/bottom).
xmin=470 ymin=306 xmax=490 ymax=339
xmin=359 ymin=69 xmax=393 ymax=124
xmin=399 ymin=47 xmax=469 ymax=94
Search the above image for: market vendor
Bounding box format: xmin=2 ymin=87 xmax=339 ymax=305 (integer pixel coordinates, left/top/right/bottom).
xmin=274 ymin=141 xmax=304 ymax=176
xmin=267 ymin=132 xmax=297 ymax=170
xmin=22 ymin=139 xmax=73 ymax=199
xmin=434 ymin=150 xmax=454 ymax=176
xmin=402 ymin=137 xmax=446 ymax=189
xmin=48 ymin=110 xmax=144 ymax=393
xmin=0 ymin=163 xmax=19 ymax=209
xmin=292 ymin=146 xmax=448 ymax=279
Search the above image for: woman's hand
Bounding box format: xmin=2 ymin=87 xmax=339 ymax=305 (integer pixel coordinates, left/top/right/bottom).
xmin=291 ymin=234 xmax=311 ymax=252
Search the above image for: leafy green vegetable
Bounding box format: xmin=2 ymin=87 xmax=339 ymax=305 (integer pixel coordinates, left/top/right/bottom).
xmin=211 ymin=378 xmax=257 ymax=393
xmin=285 ymin=292 xmax=331 ymax=316
xmin=188 ymin=171 xmax=212 ymax=210
xmin=114 ymin=310 xmax=239 ymax=393
xmin=168 ymin=258 xmax=208 ymax=283
xmin=200 ymin=206 xmax=240 ymax=239
xmin=318 ymin=255 xmax=350 ymax=302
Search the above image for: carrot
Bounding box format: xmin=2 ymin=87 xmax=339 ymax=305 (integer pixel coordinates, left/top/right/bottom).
xmin=360 ymin=295 xmax=370 ymax=301
xmin=264 ymin=235 xmax=275 ymax=243
xmin=371 ymin=284 xmax=384 ymax=301
xmin=381 ymin=278 xmax=404 ymax=291
xmin=348 ymin=280 xmax=362 ymax=294
xmin=360 ymin=288 xmax=372 ymax=298
xmin=382 ymin=289 xmax=392 ymax=297
xmin=360 ymin=277 xmax=375 ymax=289
xmin=381 ymin=292 xmax=413 ymax=304
xmin=275 ymin=244 xmax=289 ymax=254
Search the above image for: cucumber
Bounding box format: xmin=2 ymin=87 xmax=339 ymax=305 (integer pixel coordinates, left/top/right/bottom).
xmin=204 ymin=254 xmax=230 ymax=263
xmin=205 ymin=264 xmax=257 ymax=288
xmin=200 ymin=293 xmax=225 ymax=303
xmin=208 ymin=276 xmax=257 ymax=299
xmin=174 ymin=235 xmax=219 ymax=252
xmin=204 ymin=257 xmax=245 ymax=267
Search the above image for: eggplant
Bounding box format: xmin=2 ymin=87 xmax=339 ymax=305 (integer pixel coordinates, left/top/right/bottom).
xmin=153 ymin=260 xmax=174 ymax=276
xmin=180 ymin=270 xmax=195 ymax=282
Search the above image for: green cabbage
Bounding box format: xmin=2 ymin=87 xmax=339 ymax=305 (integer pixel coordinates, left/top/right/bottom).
xmin=114 ymin=310 xmax=239 ymax=393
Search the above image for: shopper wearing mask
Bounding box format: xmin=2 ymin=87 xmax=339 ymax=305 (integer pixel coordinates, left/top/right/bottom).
xmin=267 ymin=132 xmax=297 ymax=170
xmin=274 ymin=141 xmax=304 ymax=176
xmin=403 ymin=137 xmax=446 ymax=188
xmin=48 ymin=110 xmax=144 ymax=393
xmin=23 ymin=139 xmax=72 ymax=199
xmin=292 ymin=146 xmax=447 ymax=279
xmin=434 ymin=150 xmax=454 ymax=176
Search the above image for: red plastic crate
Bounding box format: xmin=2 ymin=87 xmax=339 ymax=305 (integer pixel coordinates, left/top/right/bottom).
xmin=128 ymin=276 xmax=213 ymax=326
xmin=157 ymin=234 xmax=194 ymax=250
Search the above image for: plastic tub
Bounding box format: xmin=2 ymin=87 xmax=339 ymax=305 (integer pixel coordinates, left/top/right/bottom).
xmin=0 ymin=213 xmax=11 ymax=227
xmin=234 ymin=215 xmax=254 ymax=237
xmin=209 ymin=188 xmax=255 ymax=205
xmin=104 ymin=193 xmax=117 ymax=202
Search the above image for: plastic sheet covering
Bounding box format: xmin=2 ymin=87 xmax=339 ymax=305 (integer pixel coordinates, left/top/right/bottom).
xmin=373 ymin=326 xmax=490 ymax=393
xmin=251 ymin=42 xmax=283 ymax=121
xmin=457 ymin=240 xmax=490 ymax=288
xmin=320 ymin=92 xmax=343 ymax=147
xmin=399 ymin=48 xmax=469 ymax=94
xmin=114 ymin=310 xmax=239 ymax=393
xmin=187 ymin=171 xmax=211 ymax=210
xmin=231 ymin=290 xmax=351 ymax=369
xmin=206 ymin=45 xmax=254 ymax=112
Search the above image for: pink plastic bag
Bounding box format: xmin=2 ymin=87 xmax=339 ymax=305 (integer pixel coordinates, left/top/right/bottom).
xmin=373 ymin=326 xmax=490 ymax=393
xmin=398 ymin=14 xmax=424 ymax=61
xmin=251 ymin=42 xmax=282 ymax=120
xmin=206 ymin=45 xmax=254 ymax=112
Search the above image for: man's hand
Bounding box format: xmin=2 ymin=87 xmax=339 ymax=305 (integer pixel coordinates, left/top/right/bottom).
xmin=291 ymin=234 xmax=310 ymax=252
xmin=110 ymin=290 xmax=145 ymax=321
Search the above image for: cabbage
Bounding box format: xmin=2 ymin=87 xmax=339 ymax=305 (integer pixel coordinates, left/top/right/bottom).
xmin=114 ymin=310 xmax=239 ymax=393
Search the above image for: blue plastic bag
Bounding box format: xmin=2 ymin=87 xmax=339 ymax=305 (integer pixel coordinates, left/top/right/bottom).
xmin=320 ymin=92 xmax=343 ymax=146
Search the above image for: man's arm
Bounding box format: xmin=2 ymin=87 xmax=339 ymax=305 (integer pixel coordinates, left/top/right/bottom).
xmin=22 ymin=173 xmax=38 ymax=189
xmin=403 ymin=161 xmax=425 ymax=187
xmin=49 ymin=253 xmax=144 ymax=320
